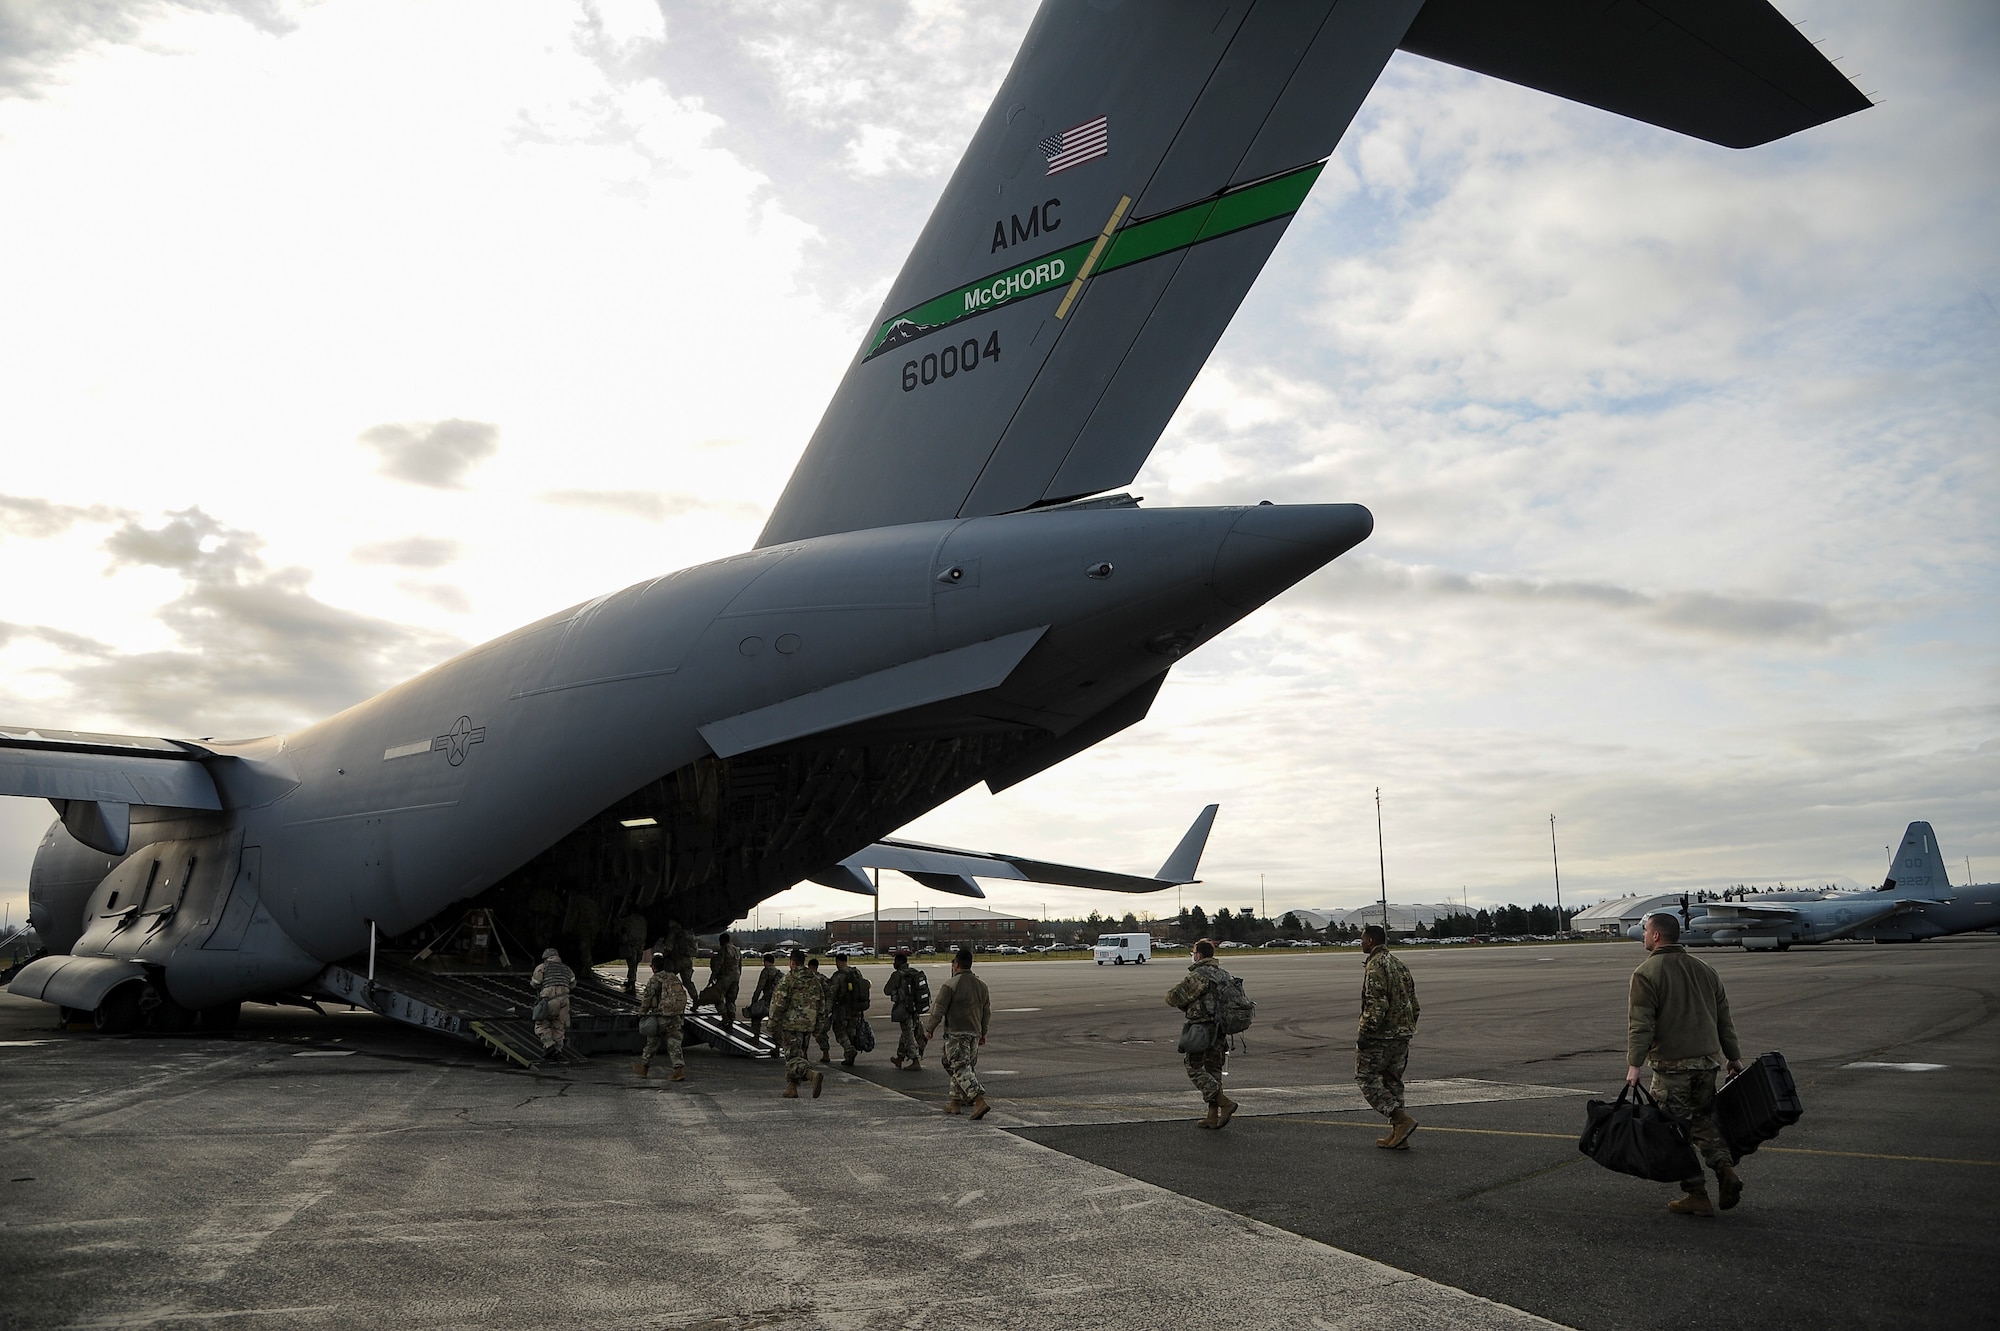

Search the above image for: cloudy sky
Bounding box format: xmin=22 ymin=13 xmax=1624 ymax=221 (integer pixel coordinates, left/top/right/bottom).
xmin=1 ymin=0 xmax=1993 ymax=934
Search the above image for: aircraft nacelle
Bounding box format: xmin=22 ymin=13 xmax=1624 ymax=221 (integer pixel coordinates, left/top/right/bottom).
xmin=19 ymin=501 xmax=1369 ymax=1016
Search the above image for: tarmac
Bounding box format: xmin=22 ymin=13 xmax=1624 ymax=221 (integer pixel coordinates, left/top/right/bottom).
xmin=2 ymin=935 xmax=1995 ymax=1330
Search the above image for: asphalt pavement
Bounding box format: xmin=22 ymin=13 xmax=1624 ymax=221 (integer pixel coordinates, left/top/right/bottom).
xmin=2 ymin=936 xmax=1994 ymax=1330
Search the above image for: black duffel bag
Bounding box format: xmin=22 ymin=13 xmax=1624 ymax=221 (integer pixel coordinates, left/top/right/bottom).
xmin=1578 ymin=1082 xmax=1702 ymax=1182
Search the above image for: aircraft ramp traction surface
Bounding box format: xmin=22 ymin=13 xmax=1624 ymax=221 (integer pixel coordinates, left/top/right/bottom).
xmin=314 ymin=958 xmax=775 ymax=1065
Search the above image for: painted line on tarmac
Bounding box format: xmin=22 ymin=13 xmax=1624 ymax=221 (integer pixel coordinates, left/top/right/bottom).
xmin=1294 ymin=1118 xmax=2000 ymax=1167
xmin=987 ymin=1077 xmax=1585 ymax=1128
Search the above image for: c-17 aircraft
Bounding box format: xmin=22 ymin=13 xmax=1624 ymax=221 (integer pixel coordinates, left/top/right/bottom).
xmin=4 ymin=0 xmax=1867 ymax=1037
xmin=1641 ymin=822 xmax=1999 ymax=950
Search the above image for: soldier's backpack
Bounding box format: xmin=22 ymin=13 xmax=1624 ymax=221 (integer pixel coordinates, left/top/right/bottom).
xmin=1208 ymin=968 xmax=1255 ymax=1036
xmin=890 ymin=968 xmax=932 ymax=1023
xmin=837 ymin=969 xmax=871 ymax=1013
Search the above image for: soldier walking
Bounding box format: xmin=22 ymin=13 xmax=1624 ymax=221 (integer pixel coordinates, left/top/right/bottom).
xmin=617 ymin=910 xmax=649 ymax=994
xmin=1627 ymin=911 xmax=1745 ymax=1216
xmin=633 ymin=952 xmax=688 ymax=1081
xmin=807 ymin=957 xmax=833 ymax=1063
xmin=922 ymin=948 xmax=992 ymax=1118
xmin=766 ymin=949 xmax=826 ymax=1099
xmin=1356 ymin=924 xmax=1420 ymax=1148
xmin=1165 ymin=938 xmax=1238 ymax=1129
xmin=826 ymin=953 xmax=871 ymax=1068
xmin=884 ymin=951 xmax=929 ymax=1069
xmin=530 ymin=947 xmax=575 ymax=1061
xmin=707 ymin=930 xmax=743 ymax=1023
xmin=662 ymin=918 xmax=697 ymax=994
xmin=745 ymin=952 xmax=780 ymax=1040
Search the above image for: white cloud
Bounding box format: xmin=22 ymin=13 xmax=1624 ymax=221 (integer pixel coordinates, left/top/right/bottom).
xmin=1 ymin=0 xmax=1995 ymax=932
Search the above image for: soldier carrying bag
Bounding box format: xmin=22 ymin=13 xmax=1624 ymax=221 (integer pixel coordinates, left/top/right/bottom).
xmin=1578 ymin=1082 xmax=1703 ymax=1182
xmin=1177 ymin=968 xmax=1253 ymax=1054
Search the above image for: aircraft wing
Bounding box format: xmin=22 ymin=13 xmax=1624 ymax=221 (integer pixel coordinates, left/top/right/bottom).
xmin=0 ymin=726 xmax=222 ymax=855
xmin=1699 ymin=902 xmax=1806 ymax=921
xmin=807 ymin=804 xmax=1218 ymax=899
xmin=759 ymin=0 xmax=1869 ymax=548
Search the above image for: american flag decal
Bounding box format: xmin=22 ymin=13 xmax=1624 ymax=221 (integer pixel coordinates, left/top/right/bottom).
xmin=1040 ymin=116 xmax=1108 ymax=175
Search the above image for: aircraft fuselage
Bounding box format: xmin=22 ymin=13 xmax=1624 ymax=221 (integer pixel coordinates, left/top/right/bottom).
xmin=28 ymin=502 xmax=1369 ymax=1011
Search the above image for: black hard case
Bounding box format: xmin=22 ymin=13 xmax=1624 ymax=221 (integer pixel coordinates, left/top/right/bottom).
xmin=1715 ymin=1050 xmax=1804 ymax=1162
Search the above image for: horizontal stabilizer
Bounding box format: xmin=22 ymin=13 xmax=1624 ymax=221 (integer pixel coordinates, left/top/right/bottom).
xmin=1399 ymin=0 xmax=1871 ymax=149
xmin=697 ymin=627 xmax=1047 ymax=759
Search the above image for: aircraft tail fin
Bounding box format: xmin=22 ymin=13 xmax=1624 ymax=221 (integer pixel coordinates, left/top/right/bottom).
xmin=1881 ymin=822 xmax=1953 ymax=897
xmin=1156 ymin=804 xmax=1219 ymax=884
xmin=758 ymin=0 xmax=1868 ymax=549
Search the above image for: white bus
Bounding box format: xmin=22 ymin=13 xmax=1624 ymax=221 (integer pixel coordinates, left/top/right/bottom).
xmin=1094 ymin=934 xmax=1152 ymax=965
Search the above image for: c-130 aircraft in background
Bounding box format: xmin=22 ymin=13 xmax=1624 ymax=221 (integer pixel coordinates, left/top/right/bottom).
xmin=5 ymin=0 xmax=1868 ymax=1034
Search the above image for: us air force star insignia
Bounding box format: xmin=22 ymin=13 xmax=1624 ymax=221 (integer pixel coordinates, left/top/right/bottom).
xmin=434 ymin=716 xmax=487 ymax=766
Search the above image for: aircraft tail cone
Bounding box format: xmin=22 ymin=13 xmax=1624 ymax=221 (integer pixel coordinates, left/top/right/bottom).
xmin=1209 ymin=503 xmax=1372 ymax=610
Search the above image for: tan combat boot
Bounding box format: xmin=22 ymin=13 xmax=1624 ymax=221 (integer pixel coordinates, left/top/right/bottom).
xmin=1668 ymin=1189 xmax=1715 ymax=1217
xmin=1381 ymin=1109 xmax=1418 ymax=1149
xmin=1214 ymin=1093 xmax=1239 ymax=1129
xmin=908 ymin=1057 xmax=921 ymax=1070
xmin=783 ymin=1081 xmax=800 ymax=1098
xmin=1197 ymin=1102 xmax=1220 ymax=1129
xmin=968 ymin=1095 xmax=990 ymax=1120
xmin=944 ymin=1099 xmax=962 ymax=1115
xmin=669 ymin=1066 xmax=685 ymax=1082
xmin=632 ymin=1062 xmax=649 ymax=1077
xmin=891 ymin=1055 xmax=905 ymax=1069
xmin=1716 ymin=1164 xmax=1743 ymax=1211
xmin=819 ymin=1050 xmax=831 ymax=1064
xmin=811 ymin=1070 xmax=824 ymax=1099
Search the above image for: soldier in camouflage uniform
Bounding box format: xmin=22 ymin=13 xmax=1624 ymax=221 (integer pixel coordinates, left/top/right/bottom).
xmin=1356 ymin=924 xmax=1421 ymax=1148
xmin=617 ymin=910 xmax=650 ymax=994
xmin=807 ymin=957 xmax=833 ymax=1063
xmin=530 ymin=947 xmax=575 ymax=1060
xmin=662 ymin=918 xmax=698 ymax=994
xmin=707 ymin=931 xmax=743 ymax=1023
xmin=766 ymin=949 xmax=825 ymax=1099
xmin=922 ymin=949 xmax=992 ymax=1118
xmin=1166 ymin=938 xmax=1238 ymax=1129
xmin=745 ymin=952 xmax=781 ymax=1040
xmin=1628 ymin=911 xmax=1744 ymax=1216
xmin=633 ymin=953 xmax=688 ymax=1081
xmin=826 ymin=953 xmax=870 ymax=1068
xmin=883 ymin=951 xmax=928 ymax=1069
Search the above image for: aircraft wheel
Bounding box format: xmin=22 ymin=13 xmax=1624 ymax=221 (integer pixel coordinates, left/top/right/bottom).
xmin=93 ymin=983 xmax=142 ymax=1034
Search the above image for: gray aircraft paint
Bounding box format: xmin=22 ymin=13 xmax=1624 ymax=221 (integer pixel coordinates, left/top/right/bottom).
xmin=5 ymin=0 xmax=1869 ymax=1023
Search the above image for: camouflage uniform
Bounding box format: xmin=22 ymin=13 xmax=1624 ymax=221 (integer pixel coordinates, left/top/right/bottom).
xmin=1629 ymin=942 xmax=1742 ymax=1192
xmin=746 ymin=960 xmax=781 ymax=1039
xmin=923 ymin=967 xmax=992 ymax=1109
xmin=530 ymin=950 xmax=575 ymax=1054
xmin=827 ymin=961 xmax=869 ymax=1064
xmin=1356 ymin=946 xmax=1419 ymax=1116
xmin=807 ymin=960 xmax=833 ymax=1061
xmin=618 ymin=912 xmax=649 ymax=993
xmin=767 ymin=964 xmax=827 ymax=1088
xmin=662 ymin=921 xmax=697 ymax=994
xmin=707 ymin=937 xmax=743 ymax=1022
xmin=883 ymin=961 xmax=928 ymax=1065
xmin=1166 ymin=957 xmax=1229 ymax=1106
xmin=637 ymin=968 xmax=688 ymax=1072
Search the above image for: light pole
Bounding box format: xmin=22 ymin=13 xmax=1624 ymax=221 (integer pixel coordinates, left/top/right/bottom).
xmin=872 ymin=868 xmax=880 ymax=957
xmin=1375 ymin=787 xmax=1389 ymax=934
xmin=1549 ymin=814 xmax=1564 ymax=934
